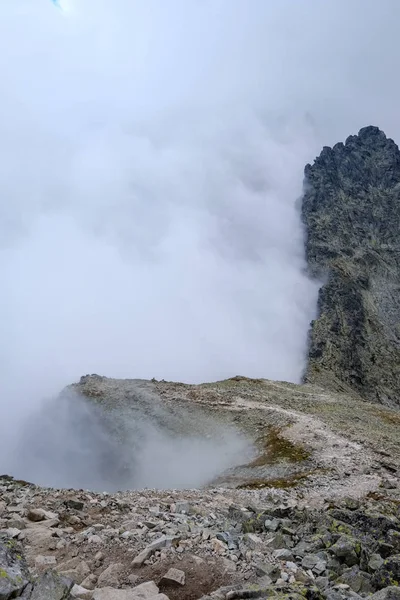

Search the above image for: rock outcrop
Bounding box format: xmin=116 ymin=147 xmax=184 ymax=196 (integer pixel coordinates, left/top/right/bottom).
xmin=302 ymin=126 xmax=400 ymax=406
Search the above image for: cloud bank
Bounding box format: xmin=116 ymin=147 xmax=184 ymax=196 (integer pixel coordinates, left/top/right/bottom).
xmin=0 ymin=0 xmax=399 ymax=485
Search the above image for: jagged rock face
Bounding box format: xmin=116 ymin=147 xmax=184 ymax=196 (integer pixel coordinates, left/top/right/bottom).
xmin=302 ymin=126 xmax=400 ymax=406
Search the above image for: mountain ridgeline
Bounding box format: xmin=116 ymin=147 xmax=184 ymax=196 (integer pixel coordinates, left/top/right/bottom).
xmin=302 ymin=126 xmax=400 ymax=407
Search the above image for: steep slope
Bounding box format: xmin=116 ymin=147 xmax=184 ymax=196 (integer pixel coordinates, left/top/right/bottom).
xmin=302 ymin=126 xmax=400 ymax=406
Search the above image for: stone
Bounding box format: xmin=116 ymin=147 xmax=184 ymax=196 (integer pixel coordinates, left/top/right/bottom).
xmin=97 ymin=563 xmax=124 ymax=588
xmin=211 ymin=539 xmax=227 ymax=554
xmin=26 ymin=508 xmax=46 ymax=522
xmin=244 ymin=533 xmax=263 ymax=550
xmin=369 ymin=554 xmax=384 ymax=571
xmin=7 ymin=518 xmax=25 ymax=530
xmin=59 ymin=558 xmax=91 ymax=585
xmin=381 ymin=479 xmax=397 ymax=490
xmin=4 ymin=528 xmax=20 ymax=539
xmin=371 ymin=587 xmax=400 ymax=600
xmin=255 ymin=563 xmax=280 ymax=582
xmin=72 ymin=584 xmax=94 ymax=599
xmin=264 ymin=519 xmax=280 ymax=532
xmin=274 ymin=549 xmax=294 ymax=561
xmin=0 ymin=538 xmax=30 ymax=599
xmin=20 ymin=527 xmax=54 ymax=547
xmin=302 ymin=554 xmax=327 ymax=575
xmin=372 ymin=555 xmax=400 ymax=589
xmin=337 ymin=566 xmax=372 ymax=594
xmin=88 ymin=535 xmax=103 ymax=544
xmin=35 ymin=555 xmax=57 ymax=568
xmin=0 ymin=502 xmax=6 ymax=517
xmin=81 ymin=575 xmax=98 ymax=590
xmin=30 ymin=570 xmax=74 ymax=600
xmin=93 ymin=581 xmax=160 ymax=600
xmin=65 ymin=498 xmax=84 ymax=510
xmin=330 ymin=537 xmax=359 ymax=567
xmin=174 ymin=502 xmax=191 ymax=514
xmin=160 ymin=568 xmax=185 ymax=586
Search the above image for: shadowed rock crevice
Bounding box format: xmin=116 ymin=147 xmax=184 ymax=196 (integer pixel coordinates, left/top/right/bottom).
xmin=302 ymin=126 xmax=400 ymax=406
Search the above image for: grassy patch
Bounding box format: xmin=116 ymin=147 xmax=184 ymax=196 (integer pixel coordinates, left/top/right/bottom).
xmin=249 ymin=426 xmax=311 ymax=467
xmin=370 ymin=408 xmax=400 ymax=426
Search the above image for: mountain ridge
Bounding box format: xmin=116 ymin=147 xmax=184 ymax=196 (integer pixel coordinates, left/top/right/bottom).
xmin=302 ymin=125 xmax=400 ymax=406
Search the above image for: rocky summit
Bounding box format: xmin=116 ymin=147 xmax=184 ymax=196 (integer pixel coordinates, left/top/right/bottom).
xmin=2 ymin=126 xmax=400 ymax=600
xmin=302 ymin=126 xmax=400 ymax=407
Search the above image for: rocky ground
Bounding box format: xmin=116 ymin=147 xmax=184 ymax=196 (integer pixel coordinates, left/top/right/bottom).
xmin=1 ymin=472 xmax=400 ymax=600
xmin=2 ymin=375 xmax=400 ymax=600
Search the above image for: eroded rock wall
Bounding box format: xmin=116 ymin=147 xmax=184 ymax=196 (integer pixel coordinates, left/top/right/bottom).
xmin=302 ymin=126 xmax=400 ymax=406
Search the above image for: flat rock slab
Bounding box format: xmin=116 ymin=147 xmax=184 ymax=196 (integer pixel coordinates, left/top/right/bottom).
xmin=160 ymin=568 xmax=186 ymax=587
xmin=93 ymin=581 xmax=164 ymax=600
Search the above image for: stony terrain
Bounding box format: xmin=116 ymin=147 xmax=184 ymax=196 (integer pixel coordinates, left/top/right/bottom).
xmin=302 ymin=126 xmax=400 ymax=407
xmin=2 ymin=374 xmax=400 ymax=600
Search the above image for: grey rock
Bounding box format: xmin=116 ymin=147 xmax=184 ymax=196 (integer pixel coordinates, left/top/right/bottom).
xmin=71 ymin=584 xmax=93 ymax=599
xmin=254 ymin=563 xmax=280 ymax=582
xmin=273 ymin=549 xmax=294 ymax=561
xmin=264 ymin=519 xmax=280 ymax=532
xmin=174 ymin=502 xmax=191 ymax=514
xmin=26 ymin=509 xmax=46 ymax=522
xmin=132 ymin=535 xmax=180 ymax=567
xmin=64 ymin=499 xmax=84 ymax=511
xmin=330 ymin=537 xmax=359 ymax=567
xmin=244 ymin=533 xmax=263 ymax=550
xmin=337 ymin=566 xmax=372 ymax=594
xmin=372 ymin=555 xmax=400 ymax=589
xmin=81 ymin=575 xmax=97 ymax=591
xmin=0 ymin=538 xmax=30 ymax=600
xmin=371 ymin=587 xmax=400 ymax=600
xmin=369 ymin=554 xmax=384 ymax=571
xmin=292 ymin=540 xmax=312 ymax=557
xmin=302 ymin=125 xmax=400 ymax=405
xmin=35 ymin=555 xmax=57 ymax=569
xmin=97 ymin=563 xmax=124 ymax=588
xmin=160 ymin=568 xmax=185 ymax=586
xmin=30 ymin=571 xmax=74 ymax=600
xmin=93 ymin=581 xmax=160 ymax=600
xmin=59 ymin=559 xmax=91 ymax=585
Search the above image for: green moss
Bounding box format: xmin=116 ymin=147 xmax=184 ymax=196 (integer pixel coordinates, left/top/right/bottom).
xmin=249 ymin=425 xmax=311 ymax=467
xmin=0 ymin=569 xmax=10 ymax=578
xmin=328 ymin=519 xmax=352 ymax=535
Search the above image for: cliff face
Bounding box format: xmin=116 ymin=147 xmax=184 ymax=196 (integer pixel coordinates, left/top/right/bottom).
xmin=302 ymin=126 xmax=400 ymax=406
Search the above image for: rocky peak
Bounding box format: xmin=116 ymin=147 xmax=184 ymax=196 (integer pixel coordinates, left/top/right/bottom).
xmin=302 ymin=126 xmax=400 ymax=406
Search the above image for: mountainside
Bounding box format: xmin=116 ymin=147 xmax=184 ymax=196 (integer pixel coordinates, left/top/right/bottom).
xmin=2 ymin=374 xmax=400 ymax=600
xmin=302 ymin=126 xmax=400 ymax=406
xmin=3 ymin=127 xmax=400 ymax=600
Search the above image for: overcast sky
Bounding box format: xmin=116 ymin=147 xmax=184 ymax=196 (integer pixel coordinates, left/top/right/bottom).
xmin=0 ymin=0 xmax=399 ymax=406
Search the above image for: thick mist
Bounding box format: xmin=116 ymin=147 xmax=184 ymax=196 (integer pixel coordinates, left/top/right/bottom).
xmin=1 ymin=0 xmax=400 ymax=488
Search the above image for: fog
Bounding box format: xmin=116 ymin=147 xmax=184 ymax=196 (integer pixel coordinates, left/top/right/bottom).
xmin=1 ymin=0 xmax=399 ymax=488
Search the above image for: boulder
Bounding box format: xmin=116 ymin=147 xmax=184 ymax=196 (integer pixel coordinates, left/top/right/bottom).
xmin=29 ymin=571 xmax=73 ymax=600
xmin=93 ymin=581 xmax=162 ymax=600
xmin=0 ymin=538 xmax=30 ymax=600
xmin=372 ymin=555 xmax=400 ymax=590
